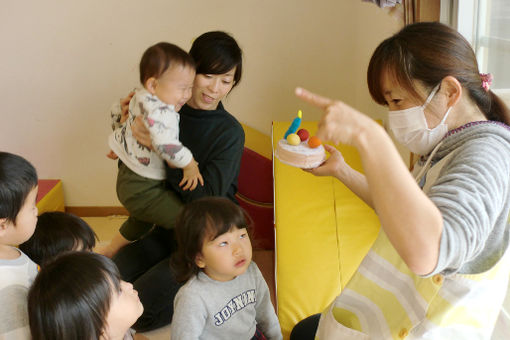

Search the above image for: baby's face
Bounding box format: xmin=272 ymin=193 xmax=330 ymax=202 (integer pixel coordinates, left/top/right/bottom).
xmin=152 ymin=64 xmax=195 ymax=111
xmin=195 ymin=227 xmax=253 ymax=282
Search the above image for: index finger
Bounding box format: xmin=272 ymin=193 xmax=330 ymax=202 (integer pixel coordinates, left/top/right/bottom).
xmin=295 ymin=87 xmax=334 ymax=110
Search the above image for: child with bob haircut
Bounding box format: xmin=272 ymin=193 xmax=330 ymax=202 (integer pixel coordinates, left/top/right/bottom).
xmin=28 ymin=251 xmax=144 ymax=340
xmin=0 ymin=151 xmax=39 ymax=340
xmin=19 ymin=211 xmax=97 ymax=266
xmin=170 ymin=196 xmax=282 ymax=340
xmin=101 ymin=42 xmax=202 ymax=258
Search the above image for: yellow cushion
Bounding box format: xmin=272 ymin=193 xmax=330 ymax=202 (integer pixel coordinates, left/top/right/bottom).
xmin=241 ymin=122 xmax=272 ymax=160
xmin=272 ymin=121 xmax=379 ymax=339
xmin=36 ymin=179 xmax=65 ymax=214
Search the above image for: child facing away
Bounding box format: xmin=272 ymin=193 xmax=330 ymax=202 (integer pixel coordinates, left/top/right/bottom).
xmin=0 ymin=152 xmax=39 ymax=340
xmin=170 ymin=197 xmax=282 ymax=340
xmin=19 ymin=211 xmax=97 ymax=266
xmin=100 ymin=42 xmax=203 ymax=258
xmin=28 ymin=251 xmax=144 ymax=340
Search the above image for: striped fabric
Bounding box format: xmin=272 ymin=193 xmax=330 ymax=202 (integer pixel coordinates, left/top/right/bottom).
xmin=316 ymin=230 xmax=510 ymax=339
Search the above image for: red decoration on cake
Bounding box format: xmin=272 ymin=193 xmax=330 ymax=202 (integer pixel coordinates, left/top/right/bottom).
xmin=297 ymin=129 xmax=309 ymax=141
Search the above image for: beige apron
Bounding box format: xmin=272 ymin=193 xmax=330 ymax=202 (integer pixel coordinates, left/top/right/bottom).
xmin=316 ymin=145 xmax=510 ymax=339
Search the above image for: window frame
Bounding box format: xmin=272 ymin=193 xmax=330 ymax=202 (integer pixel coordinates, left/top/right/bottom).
xmin=440 ymin=0 xmax=510 ymax=105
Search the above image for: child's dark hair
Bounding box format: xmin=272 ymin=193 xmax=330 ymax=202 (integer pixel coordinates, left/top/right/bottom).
xmin=171 ymin=196 xmax=252 ymax=283
xmin=139 ymin=42 xmax=195 ymax=85
xmin=367 ymin=22 xmax=510 ymax=125
xmin=0 ymin=152 xmax=37 ymax=223
xmin=19 ymin=211 xmax=97 ymax=266
xmin=28 ymin=251 xmax=121 ymax=340
xmin=190 ymin=31 xmax=243 ymax=89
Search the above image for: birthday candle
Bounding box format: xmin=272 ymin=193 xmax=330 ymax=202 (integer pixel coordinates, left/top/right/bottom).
xmin=284 ymin=110 xmax=303 ymax=139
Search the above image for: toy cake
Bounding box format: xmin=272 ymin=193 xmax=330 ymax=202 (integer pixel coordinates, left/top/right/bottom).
xmin=275 ymin=110 xmax=326 ymax=169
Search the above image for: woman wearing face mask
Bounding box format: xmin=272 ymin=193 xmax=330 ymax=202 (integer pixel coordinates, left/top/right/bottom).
xmin=111 ymin=31 xmax=245 ymax=332
xmin=290 ymin=22 xmax=510 ymax=340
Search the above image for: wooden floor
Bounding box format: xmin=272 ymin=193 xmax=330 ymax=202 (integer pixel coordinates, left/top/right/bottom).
xmin=84 ymin=216 xmax=276 ymax=340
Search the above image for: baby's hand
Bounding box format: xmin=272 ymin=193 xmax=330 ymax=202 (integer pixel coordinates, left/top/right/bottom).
xmin=120 ymin=91 xmax=135 ymax=124
xmin=106 ymin=150 xmax=118 ymax=160
xmin=179 ymin=159 xmax=204 ymax=191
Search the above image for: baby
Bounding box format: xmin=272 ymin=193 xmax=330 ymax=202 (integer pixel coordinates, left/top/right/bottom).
xmin=101 ymin=42 xmax=201 ymax=258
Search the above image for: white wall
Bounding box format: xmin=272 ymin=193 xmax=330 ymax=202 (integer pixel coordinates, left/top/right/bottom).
xmin=0 ymin=0 xmax=401 ymax=206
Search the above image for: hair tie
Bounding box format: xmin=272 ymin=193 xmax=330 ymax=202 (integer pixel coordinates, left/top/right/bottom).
xmin=480 ymin=73 xmax=493 ymax=92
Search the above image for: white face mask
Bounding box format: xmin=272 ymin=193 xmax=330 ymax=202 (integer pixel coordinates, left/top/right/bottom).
xmin=388 ymin=84 xmax=452 ymax=155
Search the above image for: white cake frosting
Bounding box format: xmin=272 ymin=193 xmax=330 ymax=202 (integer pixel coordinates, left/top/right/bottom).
xmin=275 ymin=139 xmax=326 ymax=169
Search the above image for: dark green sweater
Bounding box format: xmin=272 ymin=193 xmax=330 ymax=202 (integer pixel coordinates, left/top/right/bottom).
xmin=165 ymin=102 xmax=245 ymax=203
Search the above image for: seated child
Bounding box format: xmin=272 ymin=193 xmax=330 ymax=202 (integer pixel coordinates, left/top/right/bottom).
xmin=19 ymin=211 xmax=97 ymax=266
xmin=100 ymin=42 xmax=202 ymax=258
xmin=0 ymin=152 xmax=39 ymax=339
xmin=170 ymin=197 xmax=282 ymax=340
xmin=28 ymin=251 xmax=144 ymax=340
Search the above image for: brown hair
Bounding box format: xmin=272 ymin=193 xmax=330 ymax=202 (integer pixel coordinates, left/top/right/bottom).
xmin=170 ymin=197 xmax=252 ymax=283
xmin=139 ymin=42 xmax=195 ymax=85
xmin=367 ymin=22 xmax=510 ymax=125
xmin=19 ymin=212 xmax=97 ymax=267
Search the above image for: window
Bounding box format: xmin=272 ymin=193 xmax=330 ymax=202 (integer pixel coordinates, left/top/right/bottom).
xmin=441 ymin=0 xmax=510 ymax=103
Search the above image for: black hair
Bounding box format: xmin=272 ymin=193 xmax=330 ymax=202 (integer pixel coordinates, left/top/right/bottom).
xmin=0 ymin=152 xmax=38 ymax=223
xmin=139 ymin=42 xmax=195 ymax=85
xmin=28 ymin=252 xmax=121 ymax=340
xmin=367 ymin=22 xmax=510 ymax=124
xmin=19 ymin=211 xmax=97 ymax=266
xmin=189 ymin=31 xmax=243 ymax=89
xmin=171 ymin=196 xmax=252 ymax=283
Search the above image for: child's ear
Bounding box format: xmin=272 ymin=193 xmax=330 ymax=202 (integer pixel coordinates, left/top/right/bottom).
xmin=145 ymin=77 xmax=158 ymax=95
xmin=0 ymin=218 xmax=10 ymax=235
xmin=195 ymin=253 xmax=205 ymax=268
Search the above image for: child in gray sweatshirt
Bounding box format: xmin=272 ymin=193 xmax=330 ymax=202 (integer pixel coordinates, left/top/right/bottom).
xmin=170 ymin=197 xmax=282 ymax=340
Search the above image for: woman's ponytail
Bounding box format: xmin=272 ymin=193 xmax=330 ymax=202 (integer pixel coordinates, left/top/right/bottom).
xmin=487 ymin=90 xmax=510 ymax=125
